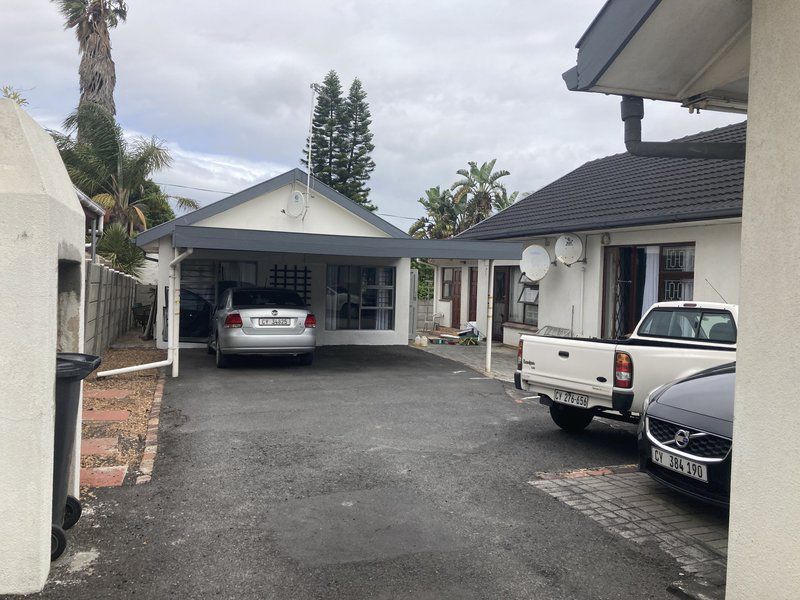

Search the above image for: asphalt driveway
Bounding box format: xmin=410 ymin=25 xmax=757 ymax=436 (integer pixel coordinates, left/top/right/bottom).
xmin=30 ymin=346 xmax=679 ymax=599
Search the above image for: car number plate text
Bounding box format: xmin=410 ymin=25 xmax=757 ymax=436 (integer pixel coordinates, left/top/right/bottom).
xmin=651 ymin=447 xmax=708 ymax=482
xmin=553 ymin=389 xmax=589 ymax=408
xmin=258 ymin=318 xmax=291 ymax=326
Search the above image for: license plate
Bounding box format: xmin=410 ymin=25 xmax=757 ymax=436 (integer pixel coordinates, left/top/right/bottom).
xmin=553 ymin=389 xmax=589 ymax=408
xmin=651 ymin=447 xmax=708 ymax=482
xmin=258 ymin=318 xmax=291 ymax=326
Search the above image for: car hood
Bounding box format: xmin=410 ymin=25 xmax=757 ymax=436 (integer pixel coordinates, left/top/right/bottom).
xmin=648 ymin=365 xmax=735 ymax=438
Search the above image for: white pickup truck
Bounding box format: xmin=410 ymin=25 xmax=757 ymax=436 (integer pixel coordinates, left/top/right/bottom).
xmin=514 ymin=301 xmax=738 ymax=431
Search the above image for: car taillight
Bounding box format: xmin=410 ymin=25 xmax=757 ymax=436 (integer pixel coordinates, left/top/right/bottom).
xmin=304 ymin=313 xmax=317 ymax=328
xmin=614 ymin=351 xmax=633 ymax=389
xmin=517 ymin=340 xmax=524 ymax=370
xmin=224 ymin=312 xmax=243 ymax=328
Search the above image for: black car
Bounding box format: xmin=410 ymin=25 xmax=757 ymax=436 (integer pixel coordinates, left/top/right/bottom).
xmin=637 ymin=363 xmax=735 ymax=507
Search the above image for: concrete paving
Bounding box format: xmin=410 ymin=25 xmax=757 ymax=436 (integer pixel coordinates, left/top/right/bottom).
xmin=414 ymin=341 xmax=518 ymax=382
xmin=27 ymin=346 xmax=684 ymax=599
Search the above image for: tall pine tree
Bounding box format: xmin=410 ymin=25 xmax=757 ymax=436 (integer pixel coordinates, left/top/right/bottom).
xmin=337 ymin=78 xmax=376 ymax=210
xmin=302 ymin=70 xmax=345 ymax=188
xmin=302 ymin=71 xmax=376 ymax=211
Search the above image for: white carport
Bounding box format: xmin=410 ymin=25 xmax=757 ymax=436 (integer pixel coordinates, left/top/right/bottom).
xmin=98 ymin=169 xmax=520 ymax=378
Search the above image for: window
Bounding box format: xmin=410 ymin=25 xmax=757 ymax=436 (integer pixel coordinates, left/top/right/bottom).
xmin=508 ymin=268 xmax=539 ymax=326
xmin=659 ymin=245 xmax=695 ymax=301
xmin=441 ymin=267 xmax=455 ymax=300
xmin=326 ymin=266 xmax=395 ymax=330
xmin=231 ymin=289 xmax=305 ymax=308
xmin=637 ymin=309 xmax=736 ymax=344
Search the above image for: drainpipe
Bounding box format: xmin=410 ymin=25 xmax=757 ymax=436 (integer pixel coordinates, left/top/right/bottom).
xmin=96 ymin=248 xmax=194 ymax=378
xmin=621 ymin=96 xmax=745 ymax=160
xmin=485 ymin=259 xmax=494 ymax=375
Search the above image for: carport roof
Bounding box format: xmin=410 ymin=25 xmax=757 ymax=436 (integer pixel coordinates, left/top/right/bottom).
xmin=172 ymin=225 xmax=521 ymax=260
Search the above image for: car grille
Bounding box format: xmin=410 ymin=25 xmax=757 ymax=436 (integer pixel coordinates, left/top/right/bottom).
xmin=647 ymin=417 xmax=732 ymax=459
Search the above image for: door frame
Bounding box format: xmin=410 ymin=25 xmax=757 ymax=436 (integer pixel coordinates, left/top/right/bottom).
xmin=451 ymin=268 xmax=462 ymax=328
xmin=468 ymin=267 xmax=478 ymax=322
xmin=492 ymin=266 xmax=512 ymax=341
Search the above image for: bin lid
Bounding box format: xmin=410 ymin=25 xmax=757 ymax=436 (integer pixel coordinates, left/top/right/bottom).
xmin=56 ymin=353 xmax=102 ymax=380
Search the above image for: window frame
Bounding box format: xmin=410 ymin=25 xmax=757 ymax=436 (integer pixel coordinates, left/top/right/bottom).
xmin=658 ymin=243 xmax=696 ymax=302
xmin=440 ymin=267 xmax=455 ymax=300
xmin=326 ymin=265 xmax=396 ymax=331
xmin=636 ymin=308 xmax=737 ymax=344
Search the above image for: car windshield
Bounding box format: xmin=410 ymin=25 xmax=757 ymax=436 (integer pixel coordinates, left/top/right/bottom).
xmin=231 ymin=290 xmax=305 ymax=308
xmin=638 ymin=309 xmax=737 ymax=344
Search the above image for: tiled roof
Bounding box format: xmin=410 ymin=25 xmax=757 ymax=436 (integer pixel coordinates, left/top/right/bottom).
xmin=457 ymin=122 xmax=746 ymax=240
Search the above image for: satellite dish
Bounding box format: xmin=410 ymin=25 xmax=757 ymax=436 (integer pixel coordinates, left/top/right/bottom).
xmin=520 ymin=244 xmax=551 ymax=281
xmin=555 ymin=234 xmax=583 ymax=266
xmin=285 ymin=190 xmax=306 ymax=218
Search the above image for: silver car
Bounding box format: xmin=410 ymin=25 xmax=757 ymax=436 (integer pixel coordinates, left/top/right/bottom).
xmin=208 ymin=287 xmax=316 ymax=368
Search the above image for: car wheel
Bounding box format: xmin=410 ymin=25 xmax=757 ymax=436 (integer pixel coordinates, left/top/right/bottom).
xmin=298 ymin=352 xmax=314 ymax=366
xmin=215 ymin=339 xmax=231 ymax=369
xmin=549 ymin=403 xmax=594 ymax=432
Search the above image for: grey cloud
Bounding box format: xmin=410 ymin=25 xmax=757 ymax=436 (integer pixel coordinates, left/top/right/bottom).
xmin=2 ymin=0 xmax=743 ymax=230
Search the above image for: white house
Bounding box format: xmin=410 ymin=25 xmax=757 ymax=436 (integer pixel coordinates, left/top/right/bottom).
xmin=134 ymin=168 xmax=519 ymax=374
xmin=431 ymin=122 xmax=745 ymax=345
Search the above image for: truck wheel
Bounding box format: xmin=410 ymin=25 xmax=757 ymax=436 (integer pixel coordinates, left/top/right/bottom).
xmin=550 ymin=404 xmax=594 ymax=432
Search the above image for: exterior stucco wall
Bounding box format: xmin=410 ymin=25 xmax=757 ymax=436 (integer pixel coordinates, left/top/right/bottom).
xmin=726 ymin=2 xmax=800 ymax=596
xmin=433 ymin=220 xmax=741 ymax=345
xmin=0 ymin=100 xmax=86 ymax=593
xmin=195 ymin=184 xmax=390 ymax=238
xmin=155 ymin=248 xmax=411 ymax=350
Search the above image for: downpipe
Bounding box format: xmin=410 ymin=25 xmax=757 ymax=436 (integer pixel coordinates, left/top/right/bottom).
xmin=621 ymin=96 xmax=745 ymax=160
xmin=96 ymin=248 xmax=194 ymax=378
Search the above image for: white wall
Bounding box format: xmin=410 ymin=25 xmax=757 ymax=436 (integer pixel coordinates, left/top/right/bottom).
xmin=0 ymin=100 xmax=86 ymax=593
xmin=534 ymin=221 xmax=741 ymax=338
xmin=437 ymin=221 xmax=742 ymax=346
xmin=195 ymin=183 xmax=389 ymax=238
xmin=726 ymin=2 xmax=800 ymax=596
xmin=155 ymin=248 xmax=411 ymax=350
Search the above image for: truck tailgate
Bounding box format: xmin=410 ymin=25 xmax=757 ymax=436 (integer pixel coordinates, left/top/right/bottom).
xmin=623 ymin=342 xmax=736 ymax=413
xmin=521 ymin=336 xmax=614 ymax=402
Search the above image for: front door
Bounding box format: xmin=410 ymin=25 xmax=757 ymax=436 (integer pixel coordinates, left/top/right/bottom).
xmin=468 ymin=267 xmax=478 ymax=322
xmin=451 ymin=268 xmax=462 ymax=328
xmin=492 ymin=267 xmax=511 ymax=340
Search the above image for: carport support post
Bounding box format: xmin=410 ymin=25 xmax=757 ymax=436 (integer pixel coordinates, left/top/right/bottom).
xmin=171 ymin=248 xmax=182 ymax=378
xmin=485 ymin=260 xmax=494 ymax=375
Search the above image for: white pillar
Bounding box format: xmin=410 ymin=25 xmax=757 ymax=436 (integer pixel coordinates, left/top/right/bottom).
xmin=726 ymin=2 xmax=800 ymax=597
xmin=485 ymin=260 xmax=494 ymax=374
xmin=171 ymin=251 xmax=181 ymax=378
xmin=0 ymin=100 xmax=85 ymax=593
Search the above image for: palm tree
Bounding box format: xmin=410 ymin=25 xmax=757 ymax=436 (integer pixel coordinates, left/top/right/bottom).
xmin=53 ymin=0 xmax=128 ymax=116
xmin=493 ymin=188 xmax=520 ymax=212
xmin=409 ymin=187 xmax=463 ymax=239
xmin=450 ymin=159 xmax=511 ymax=229
xmin=53 ymin=102 xmax=197 ymax=233
xmin=96 ymin=222 xmax=144 ymax=276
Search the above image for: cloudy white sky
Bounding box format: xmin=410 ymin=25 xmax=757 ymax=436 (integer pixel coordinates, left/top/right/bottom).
xmin=5 ymin=1 xmax=743 ymax=230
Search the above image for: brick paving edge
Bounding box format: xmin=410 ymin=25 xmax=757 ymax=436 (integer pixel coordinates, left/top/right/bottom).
xmin=136 ymin=371 xmax=166 ymax=485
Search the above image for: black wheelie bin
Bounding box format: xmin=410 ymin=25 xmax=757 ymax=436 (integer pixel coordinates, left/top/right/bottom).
xmin=52 ymin=353 xmax=101 ymax=560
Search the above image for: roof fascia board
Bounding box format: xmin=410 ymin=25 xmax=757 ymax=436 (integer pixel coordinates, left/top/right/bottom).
xmin=136 ymin=168 xmax=408 ymax=247
xmin=172 ymin=226 xmax=520 ymax=260
xmin=458 ymin=209 xmax=743 ymax=241
xmin=563 ymin=0 xmax=662 ymax=91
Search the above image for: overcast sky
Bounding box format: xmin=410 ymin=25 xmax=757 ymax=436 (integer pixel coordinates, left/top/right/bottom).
xmin=5 ymin=0 xmax=744 ymax=230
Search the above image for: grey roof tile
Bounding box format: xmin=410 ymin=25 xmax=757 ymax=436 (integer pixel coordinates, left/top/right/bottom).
xmin=457 ymin=122 xmax=746 ymax=240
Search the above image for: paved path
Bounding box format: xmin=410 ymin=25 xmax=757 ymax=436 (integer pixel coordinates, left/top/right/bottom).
xmin=30 ymin=346 xmax=693 ymax=599
xmin=414 ymin=341 xmax=518 ymax=382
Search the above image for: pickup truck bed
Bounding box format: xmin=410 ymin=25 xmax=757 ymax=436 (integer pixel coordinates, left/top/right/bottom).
xmin=515 ymin=301 xmax=738 ymax=431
